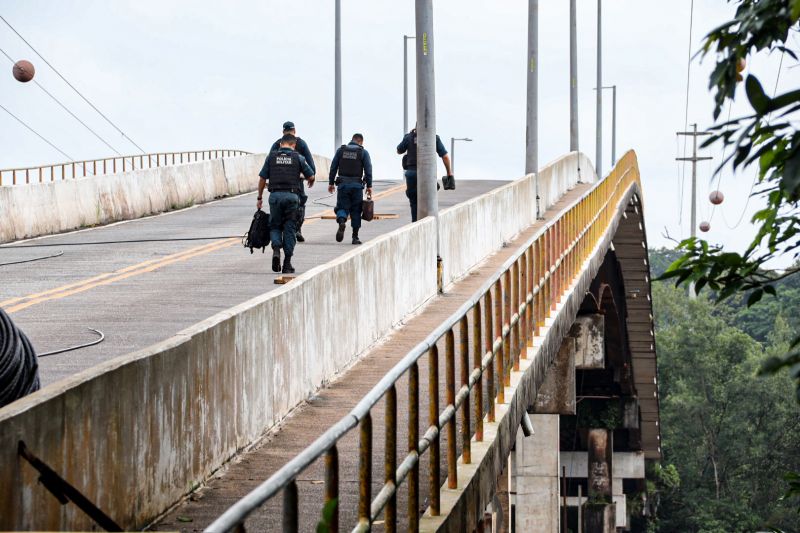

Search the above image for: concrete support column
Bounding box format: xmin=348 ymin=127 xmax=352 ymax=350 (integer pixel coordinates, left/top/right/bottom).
xmin=494 ymin=463 xmax=511 ymax=533
xmin=585 ymin=428 xmax=615 ymax=533
xmin=513 ymin=414 xmax=560 ymax=532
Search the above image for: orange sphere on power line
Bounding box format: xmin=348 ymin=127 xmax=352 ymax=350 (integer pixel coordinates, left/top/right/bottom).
xmin=12 ymin=60 xmax=34 ymax=83
xmin=736 ymin=58 xmax=746 ymax=82
xmin=699 ymin=221 xmax=711 ymax=232
xmin=709 ymin=190 xmax=725 ymax=205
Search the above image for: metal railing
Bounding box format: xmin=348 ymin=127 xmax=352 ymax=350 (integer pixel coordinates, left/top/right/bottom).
xmin=206 ymin=152 xmax=641 ymax=533
xmin=0 ymin=149 xmax=250 ymax=186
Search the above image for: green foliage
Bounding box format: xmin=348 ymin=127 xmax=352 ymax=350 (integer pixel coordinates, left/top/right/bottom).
xmin=316 ymin=498 xmax=338 ymax=533
xmin=651 ymin=250 xmax=800 ymax=532
xmin=576 ymin=398 xmax=622 ymax=430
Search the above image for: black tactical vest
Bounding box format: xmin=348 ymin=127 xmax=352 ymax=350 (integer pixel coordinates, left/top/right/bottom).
xmin=405 ymin=131 xmax=417 ymax=168
xmin=338 ymin=145 xmax=364 ymax=181
xmin=267 ymin=151 xmax=301 ymax=192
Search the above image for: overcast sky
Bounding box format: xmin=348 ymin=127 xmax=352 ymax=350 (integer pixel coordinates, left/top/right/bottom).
xmin=0 ymin=1 xmax=796 ymax=263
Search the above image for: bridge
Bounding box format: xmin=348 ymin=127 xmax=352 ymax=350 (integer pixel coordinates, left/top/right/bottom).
xmin=0 ymin=148 xmax=660 ymax=532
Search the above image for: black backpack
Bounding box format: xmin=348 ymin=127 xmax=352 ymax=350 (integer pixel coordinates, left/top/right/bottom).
xmin=243 ymin=209 xmax=270 ymax=253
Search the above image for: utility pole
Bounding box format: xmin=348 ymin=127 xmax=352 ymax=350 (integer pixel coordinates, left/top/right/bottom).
xmin=404 ymin=35 xmax=415 ymax=134
xmin=526 ymin=0 xmax=541 ymax=218
xmin=595 ymin=0 xmax=603 ymax=178
xmin=334 ymin=0 xmax=342 ymax=150
xmin=676 ymin=123 xmax=712 ymax=299
xmin=415 ymin=0 xmax=437 ymax=222
xmin=569 ymin=0 xmax=578 ymax=152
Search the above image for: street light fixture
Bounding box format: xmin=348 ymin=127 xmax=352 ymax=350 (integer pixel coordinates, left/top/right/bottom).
xmin=450 ymin=137 xmax=473 ymax=175
xmin=403 ymin=35 xmax=416 ymax=134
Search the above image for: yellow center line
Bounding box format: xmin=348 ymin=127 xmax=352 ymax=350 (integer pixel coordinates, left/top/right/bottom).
xmin=2 ymin=239 xmax=232 ymax=310
xmin=2 ymin=183 xmax=407 ymax=314
xmin=0 ymin=258 xmax=163 ymax=307
xmin=4 ymin=239 xmax=238 ymax=314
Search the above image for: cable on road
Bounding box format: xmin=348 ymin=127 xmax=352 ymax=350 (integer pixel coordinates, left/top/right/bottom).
xmin=313 ymin=179 xmax=403 ymax=208
xmin=0 ymin=251 xmax=63 ymax=266
xmin=0 ymin=307 xmax=40 ymax=408
xmin=38 ymin=328 xmax=104 ymax=358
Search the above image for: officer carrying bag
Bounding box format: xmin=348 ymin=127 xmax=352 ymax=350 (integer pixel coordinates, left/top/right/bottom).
xmin=362 ymin=193 xmax=374 ymax=222
xmin=243 ymin=209 xmax=270 ymax=253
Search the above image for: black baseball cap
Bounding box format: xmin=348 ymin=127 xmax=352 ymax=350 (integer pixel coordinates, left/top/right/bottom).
xmin=282 ymin=121 xmax=295 ymax=130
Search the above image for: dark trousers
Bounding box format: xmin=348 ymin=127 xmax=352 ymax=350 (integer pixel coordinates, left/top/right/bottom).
xmin=335 ymin=184 xmax=364 ymax=229
xmin=405 ymin=169 xmax=418 ymax=222
xmin=268 ymin=191 xmax=300 ymax=257
xmin=297 ymin=190 xmax=308 ymax=232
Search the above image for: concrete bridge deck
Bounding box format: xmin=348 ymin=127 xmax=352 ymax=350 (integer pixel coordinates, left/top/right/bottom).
xmin=0 ymin=179 xmax=504 ymax=386
xmin=150 ymin=183 xmax=590 ymax=533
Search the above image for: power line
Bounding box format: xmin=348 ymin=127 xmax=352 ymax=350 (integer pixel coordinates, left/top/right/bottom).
xmin=720 ymin=51 xmax=785 ymax=230
xmin=0 ymin=13 xmax=147 ymax=154
xmin=0 ymin=45 xmax=127 ymax=160
xmin=0 ymin=102 xmax=73 ymax=160
xmin=708 ymin=101 xmax=732 ymax=223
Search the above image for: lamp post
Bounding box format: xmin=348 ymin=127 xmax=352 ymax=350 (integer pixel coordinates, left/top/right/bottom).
xmin=450 ymin=137 xmax=473 ymax=175
xmin=404 ymin=34 xmax=416 ymax=134
xmin=595 ymin=0 xmax=602 ymax=178
xmin=569 ymin=0 xmax=578 ymax=152
xmin=594 ymin=84 xmax=617 ymax=166
xmin=415 ymin=0 xmax=437 ymax=222
xmin=334 ymin=0 xmax=342 ymax=150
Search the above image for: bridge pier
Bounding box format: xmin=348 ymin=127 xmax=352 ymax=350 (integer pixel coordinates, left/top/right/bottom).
xmin=513 ymin=414 xmax=561 ymax=532
xmin=584 ymin=428 xmax=616 ymax=533
xmin=511 ymin=334 xmax=578 ymax=532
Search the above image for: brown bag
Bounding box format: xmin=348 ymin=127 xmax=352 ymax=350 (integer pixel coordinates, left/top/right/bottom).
xmin=362 ymin=196 xmax=374 ymax=221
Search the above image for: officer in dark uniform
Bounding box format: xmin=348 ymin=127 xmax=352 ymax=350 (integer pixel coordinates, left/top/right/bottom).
xmin=270 ymin=121 xmax=316 ymax=242
xmin=257 ymin=134 xmax=315 ymax=273
xmin=396 ymin=127 xmax=453 ymax=222
xmin=328 ymin=133 xmax=373 ymax=245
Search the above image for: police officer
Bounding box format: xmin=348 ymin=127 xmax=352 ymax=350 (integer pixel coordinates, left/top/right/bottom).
xmin=257 ymin=134 xmax=315 ymax=273
xmin=396 ymin=127 xmax=453 ymax=222
xmin=328 ymin=133 xmax=373 ymax=245
xmin=270 ymin=121 xmax=316 ymax=242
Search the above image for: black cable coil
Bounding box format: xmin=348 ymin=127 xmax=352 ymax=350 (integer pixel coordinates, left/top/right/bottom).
xmin=0 ymin=308 xmax=40 ymax=408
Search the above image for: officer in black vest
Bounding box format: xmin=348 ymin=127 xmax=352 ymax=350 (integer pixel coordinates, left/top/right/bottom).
xmin=270 ymin=121 xmax=316 ymax=242
xmin=328 ymin=133 xmax=373 ymax=245
xmin=396 ymin=127 xmax=453 ymax=222
xmin=257 ymin=134 xmax=315 ymax=273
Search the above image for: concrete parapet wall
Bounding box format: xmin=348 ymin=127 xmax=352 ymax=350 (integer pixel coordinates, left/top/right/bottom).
xmin=0 ymin=153 xmax=331 ymax=243
xmin=439 ymin=152 xmax=595 ymax=287
xmin=0 ymin=152 xmax=592 ymax=530
xmin=0 ymin=216 xmax=436 ymax=530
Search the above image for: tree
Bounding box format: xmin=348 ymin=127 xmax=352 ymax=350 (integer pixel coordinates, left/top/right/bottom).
xmin=651 ymin=277 xmax=800 ymax=532
xmin=662 ymin=0 xmax=800 ymax=401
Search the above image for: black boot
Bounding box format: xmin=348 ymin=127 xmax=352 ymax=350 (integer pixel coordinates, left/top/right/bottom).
xmin=282 ymin=256 xmax=295 ymax=274
xmin=352 ymin=229 xmax=362 ymax=245
xmin=335 ymin=218 xmax=346 ymax=242
xmin=271 ymin=247 xmax=281 ymax=273
xmin=296 ymin=231 xmax=305 ymax=243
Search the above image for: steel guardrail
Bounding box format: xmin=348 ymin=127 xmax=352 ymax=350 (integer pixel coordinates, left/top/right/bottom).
xmin=0 ymin=149 xmax=250 ymax=186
